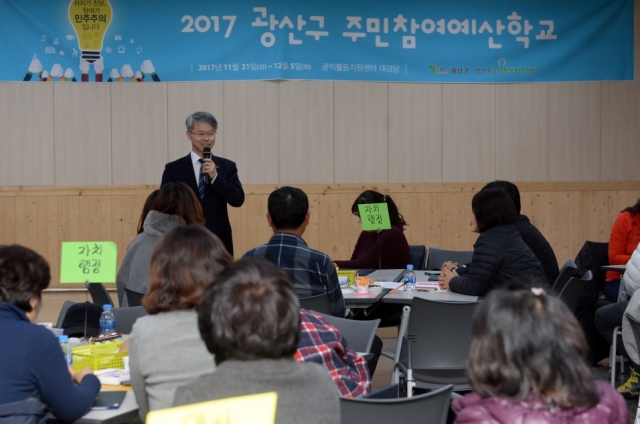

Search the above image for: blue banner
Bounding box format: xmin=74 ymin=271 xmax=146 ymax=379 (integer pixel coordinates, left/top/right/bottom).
xmin=0 ymin=0 xmax=633 ymax=83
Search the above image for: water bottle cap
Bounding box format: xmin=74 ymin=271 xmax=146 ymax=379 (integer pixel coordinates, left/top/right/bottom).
xmin=58 ymin=335 xmax=69 ymax=342
xmin=407 ymin=264 xmax=414 ymax=270
xmin=103 ymin=304 xmax=113 ymax=311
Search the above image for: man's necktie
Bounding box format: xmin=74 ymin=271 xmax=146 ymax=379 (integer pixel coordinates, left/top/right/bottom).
xmin=198 ymin=158 xmax=205 ymax=200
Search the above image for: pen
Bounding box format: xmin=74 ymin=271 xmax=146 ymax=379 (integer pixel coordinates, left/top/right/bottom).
xmin=387 ymin=282 xmax=406 ymax=295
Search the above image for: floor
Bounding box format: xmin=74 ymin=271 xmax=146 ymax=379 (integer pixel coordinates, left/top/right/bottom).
xmin=371 ymin=329 xmax=638 ymax=423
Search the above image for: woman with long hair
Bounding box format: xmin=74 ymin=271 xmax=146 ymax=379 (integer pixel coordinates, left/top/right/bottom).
xmin=116 ymin=182 xmax=205 ymax=305
xmin=334 ymin=190 xmax=411 ymax=269
xmin=129 ymin=225 xmax=233 ymax=420
xmin=453 ymin=283 xmax=627 ymax=423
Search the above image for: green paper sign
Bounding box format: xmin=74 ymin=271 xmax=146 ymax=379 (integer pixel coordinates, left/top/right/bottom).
xmin=358 ymin=203 xmax=392 ymax=231
xmin=60 ymin=242 xmax=117 ymax=284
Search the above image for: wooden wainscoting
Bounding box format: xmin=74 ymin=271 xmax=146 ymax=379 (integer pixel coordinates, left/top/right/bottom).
xmin=1 ymin=182 xmax=639 ymax=323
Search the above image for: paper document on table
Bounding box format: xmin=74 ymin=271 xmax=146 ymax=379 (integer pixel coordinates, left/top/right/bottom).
xmin=379 ymin=281 xmax=404 ymax=289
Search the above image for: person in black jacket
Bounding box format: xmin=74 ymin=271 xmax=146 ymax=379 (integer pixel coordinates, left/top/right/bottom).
xmin=439 ymin=188 xmax=548 ymax=296
xmin=483 ymin=180 xmax=559 ymax=284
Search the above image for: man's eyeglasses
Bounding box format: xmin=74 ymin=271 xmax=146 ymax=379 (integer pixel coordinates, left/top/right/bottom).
xmin=189 ymin=130 xmax=217 ymax=139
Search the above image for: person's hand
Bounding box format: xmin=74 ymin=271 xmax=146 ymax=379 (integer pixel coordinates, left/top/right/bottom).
xmin=70 ymin=366 xmax=94 ymax=385
xmin=64 ymin=68 xmax=75 ymax=79
xmin=202 ymin=157 xmax=217 ymax=180
xmin=79 ymin=58 xmax=90 ymax=73
xmin=28 ymin=57 xmax=42 ymax=74
xmin=94 ymin=57 xmax=104 ymax=73
xmin=109 ymin=68 xmax=120 ymax=79
xmin=50 ymin=64 xmax=64 ymax=78
xmin=141 ymin=59 xmax=155 ymax=75
xmin=120 ymin=64 xmax=134 ymax=78
xmin=439 ymin=267 xmax=457 ymax=290
xmin=442 ymin=261 xmax=459 ymax=271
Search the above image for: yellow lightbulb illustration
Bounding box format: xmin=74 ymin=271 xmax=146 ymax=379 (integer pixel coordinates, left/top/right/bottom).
xmin=68 ymin=0 xmax=113 ymax=63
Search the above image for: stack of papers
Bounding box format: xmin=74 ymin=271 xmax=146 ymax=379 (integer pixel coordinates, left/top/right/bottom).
xmin=94 ymin=368 xmax=130 ymax=385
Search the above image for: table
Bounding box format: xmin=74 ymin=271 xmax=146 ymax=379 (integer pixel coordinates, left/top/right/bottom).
xmin=75 ymin=390 xmax=140 ymax=424
xmin=601 ymin=264 xmax=627 ymax=272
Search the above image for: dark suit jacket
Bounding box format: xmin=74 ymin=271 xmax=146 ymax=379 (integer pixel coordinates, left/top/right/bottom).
xmin=161 ymin=153 xmax=244 ymax=255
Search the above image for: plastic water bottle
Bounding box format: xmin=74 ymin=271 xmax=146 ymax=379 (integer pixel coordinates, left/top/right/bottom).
xmin=404 ymin=264 xmax=416 ymax=292
xmin=58 ymin=335 xmax=73 ymax=366
xmin=99 ymin=304 xmax=116 ymax=336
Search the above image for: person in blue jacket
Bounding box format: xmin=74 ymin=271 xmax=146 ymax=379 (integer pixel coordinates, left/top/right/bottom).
xmin=0 ymin=244 xmax=100 ymax=422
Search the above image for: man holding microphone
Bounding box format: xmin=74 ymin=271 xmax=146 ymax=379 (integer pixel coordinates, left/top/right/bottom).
xmin=161 ymin=111 xmax=244 ymax=255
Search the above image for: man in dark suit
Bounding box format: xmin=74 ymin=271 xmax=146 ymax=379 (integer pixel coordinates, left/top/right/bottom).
xmin=161 ymin=111 xmax=244 ymax=255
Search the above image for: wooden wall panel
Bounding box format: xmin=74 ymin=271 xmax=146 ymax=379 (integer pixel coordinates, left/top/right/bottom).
xmin=53 ymin=83 xmax=112 ymax=185
xmin=333 ymin=82 xmax=389 ymax=183
xmin=166 ymin=82 xmax=225 ymax=163
xmin=0 ymin=84 xmax=54 ymax=186
xmin=600 ymin=80 xmax=640 ymax=181
xmin=110 ymin=83 xmax=168 ymax=185
xmin=548 ymin=83 xmax=601 ymax=181
xmin=495 ymin=84 xmax=549 ymax=181
xmin=2 ymin=183 xmax=638 ymax=306
xmin=278 ymin=81 xmax=334 ymax=184
xmin=442 ymin=84 xmax=496 ymax=182
xmin=388 ymin=83 xmax=443 ymax=183
xmin=223 ymin=81 xmax=280 ymax=184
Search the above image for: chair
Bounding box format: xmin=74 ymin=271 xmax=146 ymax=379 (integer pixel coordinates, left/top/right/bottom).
xmin=550 ymin=259 xmax=578 ymax=292
xmin=395 ymin=297 xmax=479 ymax=396
xmin=125 ymin=288 xmax=145 ymax=307
xmin=55 ymin=300 xmax=77 ymax=329
xmin=554 ymin=270 xmax=593 ymax=314
xmin=85 ymin=282 xmax=114 ymax=307
xmin=112 ymin=306 xmax=147 ymax=334
xmin=340 ymin=383 xmax=452 ymax=424
xmin=316 ymin=312 xmax=380 ymax=355
xmin=299 ymin=293 xmax=331 ymax=315
xmin=409 ymin=245 xmax=427 ymax=270
xmin=425 ymin=247 xmax=473 ymax=271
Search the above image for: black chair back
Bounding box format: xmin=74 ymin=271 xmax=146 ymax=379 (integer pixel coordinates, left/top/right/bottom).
xmin=340 ymin=384 xmax=452 ymax=424
xmin=125 ymin=288 xmax=145 ymax=307
xmin=316 ymin=312 xmax=380 ymax=354
xmin=299 ymin=293 xmax=331 ymax=315
xmin=112 ymin=306 xmax=147 ymax=334
xmin=556 ymin=270 xmax=593 ymax=314
xmin=85 ymin=282 xmax=114 ymax=307
xmin=551 ymin=259 xmax=578 ymax=292
xmin=409 ymin=245 xmax=426 ymax=270
xmin=426 ymin=247 xmax=473 ymax=271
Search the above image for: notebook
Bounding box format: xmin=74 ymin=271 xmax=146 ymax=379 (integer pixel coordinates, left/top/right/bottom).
xmin=92 ymin=391 xmax=127 ymax=410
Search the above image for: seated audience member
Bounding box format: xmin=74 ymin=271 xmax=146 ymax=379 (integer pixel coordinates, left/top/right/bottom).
xmin=439 ymin=188 xmax=547 ymax=296
xmin=128 ymin=189 xmax=160 ymax=247
xmin=296 ymin=309 xmax=371 ymax=398
xmin=604 ymin=198 xmax=640 ymax=302
xmin=173 ymin=258 xmax=340 ymax=424
xmin=0 ymin=244 xmax=100 ymax=422
xmin=597 ymin=240 xmax=640 ymax=395
xmin=482 ymin=180 xmax=559 ymax=284
xmin=116 ymin=182 xmax=204 ymax=306
xmin=334 ymin=190 xmax=411 ymax=270
xmin=452 ymin=283 xmax=627 ymax=424
xmin=129 ymin=225 xmax=233 ymax=420
xmin=243 ymin=186 xmax=345 ymax=318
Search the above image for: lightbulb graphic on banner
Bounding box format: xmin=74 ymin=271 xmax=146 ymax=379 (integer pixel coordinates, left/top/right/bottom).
xmin=68 ymin=0 xmax=113 ymax=63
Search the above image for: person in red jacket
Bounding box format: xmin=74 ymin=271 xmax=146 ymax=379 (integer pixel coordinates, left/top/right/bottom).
xmin=605 ymin=198 xmax=640 ymax=302
xmin=452 ymin=282 xmax=627 ymax=424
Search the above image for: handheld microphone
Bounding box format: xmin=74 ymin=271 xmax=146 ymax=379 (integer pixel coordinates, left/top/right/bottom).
xmin=203 ymin=147 xmax=211 ymax=184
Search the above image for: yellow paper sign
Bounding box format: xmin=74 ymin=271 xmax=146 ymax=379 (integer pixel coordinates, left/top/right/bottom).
xmin=147 ymin=392 xmax=278 ymax=424
xmin=60 ymin=241 xmax=117 ymax=283
xmin=358 ymin=203 xmax=392 ymax=231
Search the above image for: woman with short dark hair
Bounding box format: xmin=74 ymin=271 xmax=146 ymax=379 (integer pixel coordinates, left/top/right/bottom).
xmin=173 ymin=258 xmax=340 ymax=424
xmin=439 ymin=188 xmax=547 ymax=296
xmin=452 ymin=283 xmax=627 ymax=423
xmin=0 ymin=244 xmax=100 ymax=422
xmin=334 ymin=190 xmax=411 ymax=269
xmin=129 ymin=225 xmax=232 ymax=421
